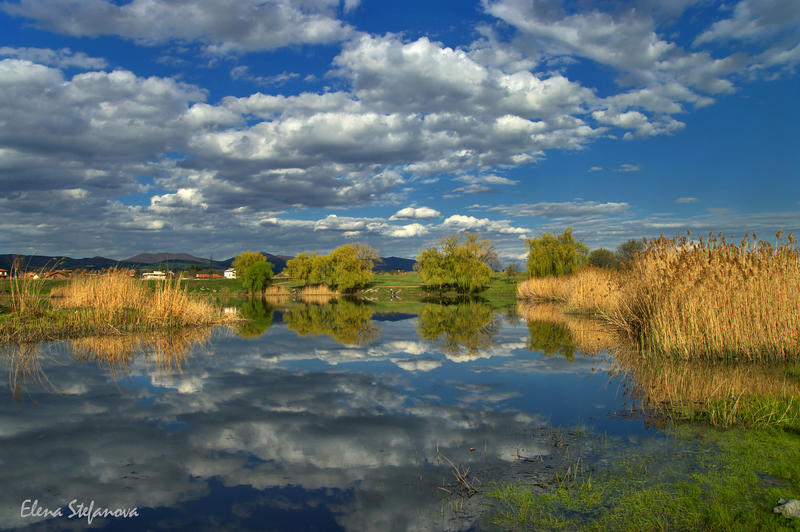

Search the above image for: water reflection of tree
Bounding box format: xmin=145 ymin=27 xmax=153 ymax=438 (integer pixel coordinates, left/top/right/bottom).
xmin=417 ymin=301 xmax=498 ymax=358
xmin=235 ymin=298 xmax=274 ymax=338
xmin=285 ymin=299 xmax=378 ymax=346
xmin=526 ymin=321 xmax=577 ymax=361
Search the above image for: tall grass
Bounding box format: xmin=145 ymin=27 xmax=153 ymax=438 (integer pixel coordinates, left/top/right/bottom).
xmin=51 ymin=270 xmax=216 ymax=326
xmin=2 ymin=269 xmax=228 ymax=343
xmin=609 ymin=232 xmax=800 ymax=361
xmin=518 ymin=232 xmax=800 ymax=361
xmin=517 ymin=267 xmax=622 ymax=314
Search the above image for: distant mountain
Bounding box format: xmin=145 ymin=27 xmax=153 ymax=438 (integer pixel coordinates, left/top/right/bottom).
xmin=0 ymin=254 xmax=119 ymax=272
xmin=374 ymin=256 xmax=416 ymax=272
xmin=123 ymin=252 xmax=208 ymax=264
xmin=1 ymin=252 xmax=415 ymax=275
xmin=217 ymin=253 xmax=293 ymax=274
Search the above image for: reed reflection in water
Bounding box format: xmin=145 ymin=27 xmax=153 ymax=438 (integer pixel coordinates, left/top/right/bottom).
xmin=516 ymin=302 xmax=800 ymax=428
xmin=517 ymin=301 xmax=620 ymax=356
xmin=3 ymin=327 xmax=213 ymax=397
xmin=612 ymin=349 xmax=800 ymax=427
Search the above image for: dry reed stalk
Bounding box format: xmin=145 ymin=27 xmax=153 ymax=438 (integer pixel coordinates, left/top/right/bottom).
xmin=609 ymin=232 xmax=800 ymax=361
xmin=299 ymin=285 xmax=340 ymax=297
xmin=263 ymin=285 xmax=291 ymax=296
xmin=516 ymin=276 xmax=571 ymax=303
xmin=50 ymin=269 xmax=223 ymax=327
xmin=517 ymin=267 xmax=623 ymax=314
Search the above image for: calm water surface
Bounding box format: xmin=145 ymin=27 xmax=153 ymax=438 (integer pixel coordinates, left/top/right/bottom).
xmin=1 ymin=302 xmax=668 ymax=531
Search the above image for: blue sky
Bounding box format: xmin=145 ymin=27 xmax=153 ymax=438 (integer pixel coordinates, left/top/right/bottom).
xmin=1 ymin=0 xmax=798 ymax=261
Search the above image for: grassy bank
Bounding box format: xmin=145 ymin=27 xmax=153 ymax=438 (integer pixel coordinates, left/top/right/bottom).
xmin=364 ymin=271 xmax=521 ymax=312
xmin=517 ymin=232 xmax=800 ymax=362
xmin=1 ymin=270 xmax=231 ymax=343
xmin=487 ymin=426 xmax=800 ymax=530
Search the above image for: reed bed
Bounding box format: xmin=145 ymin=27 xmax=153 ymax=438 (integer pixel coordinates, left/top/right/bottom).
xmin=609 ymin=232 xmax=800 ymax=361
xmin=517 ymin=267 xmax=622 ymax=314
xmin=518 ymin=232 xmax=800 ymax=361
xmin=1 ymin=269 xmax=229 ymax=343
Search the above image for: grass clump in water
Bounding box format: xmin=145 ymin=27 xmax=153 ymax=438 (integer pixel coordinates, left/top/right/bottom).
xmin=1 ymin=269 xmax=229 ymax=343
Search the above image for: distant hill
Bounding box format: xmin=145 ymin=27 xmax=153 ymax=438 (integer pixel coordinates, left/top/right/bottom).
xmin=0 ymin=252 xmax=415 ymax=275
xmin=0 ymin=254 xmax=119 ymax=272
xmin=123 ymin=252 xmax=208 ymax=264
xmin=374 ymin=256 xmax=416 ymax=272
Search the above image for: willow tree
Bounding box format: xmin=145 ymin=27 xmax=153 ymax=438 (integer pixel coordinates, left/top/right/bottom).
xmin=325 ymin=243 xmax=377 ymax=292
xmin=286 ymin=243 xmax=377 ymax=292
xmin=416 ymin=233 xmax=494 ymax=294
xmin=526 ymin=227 xmax=588 ymax=278
xmin=233 ymin=251 xmax=274 ymax=295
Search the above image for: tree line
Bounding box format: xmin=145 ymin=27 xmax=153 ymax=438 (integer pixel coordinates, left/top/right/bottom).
xmin=232 ymin=228 xmax=644 ymax=298
xmin=525 ymin=227 xmax=644 ymax=277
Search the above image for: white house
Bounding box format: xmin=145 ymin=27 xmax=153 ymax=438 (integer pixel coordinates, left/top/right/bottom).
xmin=142 ymin=270 xmax=169 ymax=280
xmin=224 ymin=268 xmax=237 ymax=279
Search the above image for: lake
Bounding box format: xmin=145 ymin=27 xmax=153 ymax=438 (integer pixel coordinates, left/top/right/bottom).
xmin=1 ymin=300 xmax=682 ymax=531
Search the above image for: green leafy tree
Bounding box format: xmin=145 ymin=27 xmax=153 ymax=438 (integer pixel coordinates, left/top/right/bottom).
xmin=233 ymin=251 xmax=267 ymax=278
xmin=325 ymin=243 xmax=377 ymax=292
xmin=588 ymin=248 xmax=619 ymax=269
xmin=503 ymin=262 xmax=521 ymax=282
xmin=235 ymin=252 xmax=273 ymax=295
xmin=416 ymin=233 xmax=494 ymax=294
xmin=462 ymin=233 xmax=500 ymax=270
xmin=616 ymin=239 xmax=645 ymax=265
xmin=526 ymin=227 xmax=588 ymax=278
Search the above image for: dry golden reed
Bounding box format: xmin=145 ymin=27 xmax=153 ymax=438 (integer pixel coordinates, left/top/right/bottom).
xmin=51 ymin=269 xmax=222 ymax=327
xmin=517 ymin=267 xmax=622 ymax=314
xmin=609 ymin=232 xmax=800 ymax=361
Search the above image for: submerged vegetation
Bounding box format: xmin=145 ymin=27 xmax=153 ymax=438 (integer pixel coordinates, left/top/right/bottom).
xmin=487 ymin=426 xmax=800 ymax=531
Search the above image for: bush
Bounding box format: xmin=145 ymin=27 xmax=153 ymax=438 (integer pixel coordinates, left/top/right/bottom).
xmin=588 ymin=248 xmax=619 ymax=269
